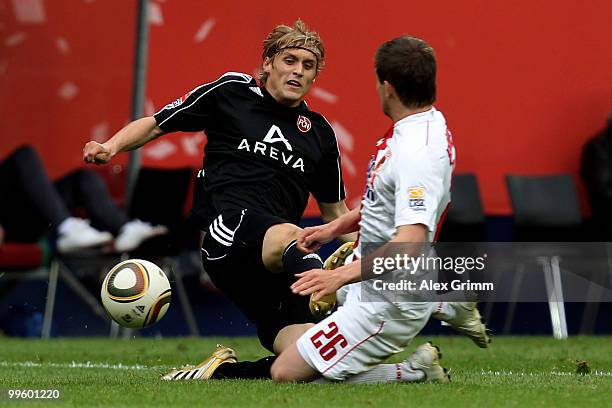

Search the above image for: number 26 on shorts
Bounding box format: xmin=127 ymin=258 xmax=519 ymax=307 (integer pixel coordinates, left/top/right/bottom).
xmin=310 ymin=321 xmax=348 ymax=361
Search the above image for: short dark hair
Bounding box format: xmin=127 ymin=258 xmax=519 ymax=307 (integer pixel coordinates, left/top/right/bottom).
xmin=375 ymin=36 xmax=436 ymax=108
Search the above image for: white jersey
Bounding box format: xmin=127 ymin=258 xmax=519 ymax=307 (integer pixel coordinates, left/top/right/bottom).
xmin=356 ymin=107 xmax=454 ymax=256
xmin=296 ymin=108 xmax=456 ymax=380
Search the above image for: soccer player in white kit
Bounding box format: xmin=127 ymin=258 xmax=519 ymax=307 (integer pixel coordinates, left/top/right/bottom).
xmin=269 ymin=36 xmax=484 ymax=384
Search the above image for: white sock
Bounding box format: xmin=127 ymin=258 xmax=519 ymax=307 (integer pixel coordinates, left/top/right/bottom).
xmin=432 ymin=302 xmax=457 ymax=321
xmin=311 ymin=363 xmax=425 ymax=384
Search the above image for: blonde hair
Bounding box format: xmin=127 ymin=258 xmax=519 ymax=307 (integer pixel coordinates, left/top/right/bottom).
xmin=259 ymin=19 xmax=325 ymax=83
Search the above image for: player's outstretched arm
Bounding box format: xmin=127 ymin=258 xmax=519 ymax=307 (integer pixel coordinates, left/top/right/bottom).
xmin=318 ymin=200 xmax=350 ymax=224
xmin=297 ymin=207 xmax=360 ymax=253
xmin=293 ymin=224 xmax=427 ymax=299
xmin=291 ymin=259 xmax=361 ymax=300
xmin=318 ymin=201 xmax=358 ymax=244
xmin=83 ymin=117 xmax=164 ymax=164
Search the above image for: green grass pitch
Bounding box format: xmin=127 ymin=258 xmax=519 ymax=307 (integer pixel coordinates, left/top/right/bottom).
xmin=1 ymin=336 xmax=611 ymax=407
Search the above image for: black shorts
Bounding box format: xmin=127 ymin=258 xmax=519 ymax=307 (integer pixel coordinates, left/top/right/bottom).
xmin=200 ymin=208 xmax=317 ymax=352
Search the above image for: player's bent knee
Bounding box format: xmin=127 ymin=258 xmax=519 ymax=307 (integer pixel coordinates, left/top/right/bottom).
xmin=270 ymin=362 xmax=293 ymax=383
xmin=262 ymin=223 xmax=303 ymax=272
xmin=271 ymin=342 xmax=319 ymax=383
xmin=269 ymin=223 xmax=302 ymax=248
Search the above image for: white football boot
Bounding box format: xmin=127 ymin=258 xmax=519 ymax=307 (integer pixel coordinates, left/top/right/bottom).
xmin=402 ymin=342 xmax=450 ymax=383
xmin=440 ymin=302 xmax=491 ymax=348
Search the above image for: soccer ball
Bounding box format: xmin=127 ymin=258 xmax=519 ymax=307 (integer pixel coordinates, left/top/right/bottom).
xmin=100 ymin=259 xmax=171 ymax=328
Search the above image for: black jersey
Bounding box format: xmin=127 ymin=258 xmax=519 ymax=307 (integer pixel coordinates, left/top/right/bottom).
xmin=153 ymin=72 xmax=345 ymax=227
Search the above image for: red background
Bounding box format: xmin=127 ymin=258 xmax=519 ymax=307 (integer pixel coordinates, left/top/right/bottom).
xmin=1 ymin=0 xmax=610 ymax=216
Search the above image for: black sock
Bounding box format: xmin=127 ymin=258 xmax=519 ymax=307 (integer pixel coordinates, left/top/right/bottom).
xmin=282 ymin=240 xmax=324 ymax=285
xmin=211 ymin=356 xmax=277 ymax=379
xmin=281 ymin=240 xmax=326 ymax=320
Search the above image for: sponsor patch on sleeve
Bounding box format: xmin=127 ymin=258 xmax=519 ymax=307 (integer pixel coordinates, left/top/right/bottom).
xmin=408 ymin=187 xmax=426 ymax=211
xmin=163 ymin=90 xmax=194 ymax=110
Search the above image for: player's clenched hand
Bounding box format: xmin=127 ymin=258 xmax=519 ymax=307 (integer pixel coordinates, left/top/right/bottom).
xmin=83 ymin=141 xmax=113 ymax=164
xmin=291 ymin=268 xmax=343 ymax=301
xmin=297 ymin=224 xmax=335 ymax=253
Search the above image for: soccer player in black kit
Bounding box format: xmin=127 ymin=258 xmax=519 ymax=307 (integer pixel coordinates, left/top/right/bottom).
xmin=83 ymin=20 xmax=351 ymax=379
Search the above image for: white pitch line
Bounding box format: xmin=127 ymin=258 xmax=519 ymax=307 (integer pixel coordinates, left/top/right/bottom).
xmin=2 ymin=361 xmax=610 ymax=377
xmin=0 ymin=361 xmax=165 ymax=371
xmin=480 ymin=369 xmax=612 ymax=377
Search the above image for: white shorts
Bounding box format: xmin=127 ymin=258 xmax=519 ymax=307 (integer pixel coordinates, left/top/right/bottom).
xmin=296 ymin=283 xmax=435 ymax=380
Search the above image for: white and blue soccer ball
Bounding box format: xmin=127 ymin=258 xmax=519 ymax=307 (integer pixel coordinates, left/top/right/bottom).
xmin=100 ymin=259 xmax=171 ymax=328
